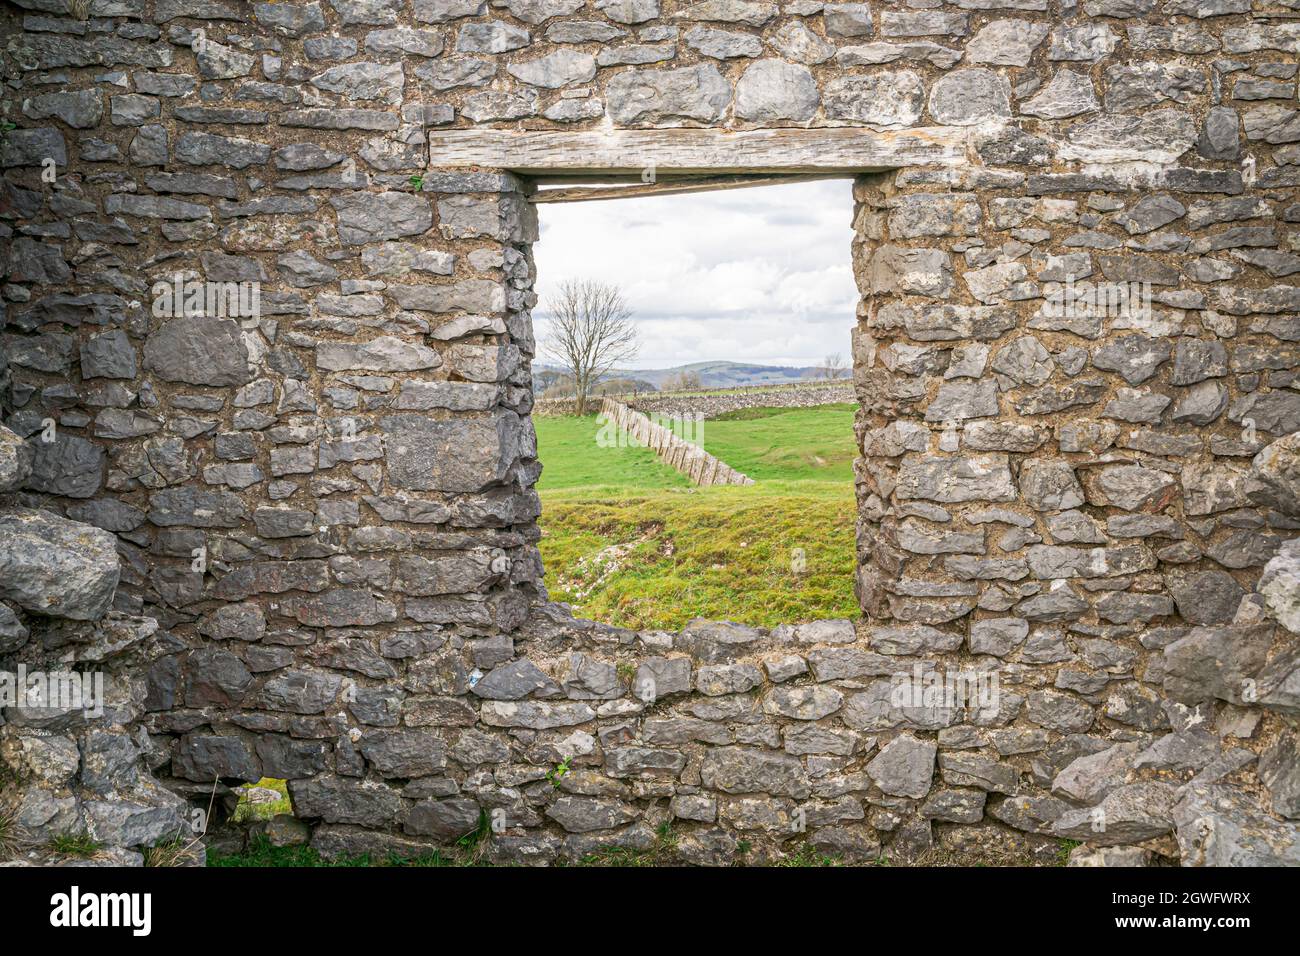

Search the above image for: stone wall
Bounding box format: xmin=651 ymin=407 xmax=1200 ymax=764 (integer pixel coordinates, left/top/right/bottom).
xmin=534 ymin=381 xmax=855 ymax=418
xmin=1 ymin=0 xmax=1298 ymax=866
xmin=628 ymin=381 xmax=855 ymax=419
xmin=600 ymin=396 xmax=753 ymax=485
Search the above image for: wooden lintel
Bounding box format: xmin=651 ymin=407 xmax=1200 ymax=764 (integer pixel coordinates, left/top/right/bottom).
xmin=427 ymin=127 xmax=968 ymax=176
xmin=529 ymin=173 xmax=848 ymax=203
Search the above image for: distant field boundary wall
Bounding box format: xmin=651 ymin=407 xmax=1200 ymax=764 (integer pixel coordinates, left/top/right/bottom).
xmin=600 ymin=398 xmax=754 ymax=488
xmin=536 ymin=382 xmax=855 ymax=419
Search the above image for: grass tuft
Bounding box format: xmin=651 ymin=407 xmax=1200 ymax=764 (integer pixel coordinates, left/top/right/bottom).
xmin=144 ymin=837 xmax=204 ymax=868
xmin=0 ymin=805 xmax=26 ymax=861
xmin=49 ymin=832 xmax=102 ymax=859
xmin=775 ymin=843 xmax=844 ymax=867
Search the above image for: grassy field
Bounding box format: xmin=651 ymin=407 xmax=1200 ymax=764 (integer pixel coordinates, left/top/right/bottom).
xmin=535 ymin=403 xmax=859 ymax=629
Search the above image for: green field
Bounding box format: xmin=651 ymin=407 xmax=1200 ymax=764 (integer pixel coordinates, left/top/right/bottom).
xmin=535 ymin=404 xmax=860 ymax=629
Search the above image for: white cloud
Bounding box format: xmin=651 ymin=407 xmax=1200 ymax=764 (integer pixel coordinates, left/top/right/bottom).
xmin=531 ymin=179 xmax=858 ymax=369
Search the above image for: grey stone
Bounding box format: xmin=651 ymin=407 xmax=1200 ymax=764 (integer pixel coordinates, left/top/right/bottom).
xmin=1115 ymin=195 xmax=1186 ymax=235
xmin=607 ymin=65 xmax=731 ymax=125
xmin=472 ymin=658 xmax=561 ymax=700
xmin=1021 ymin=69 xmax=1099 ymax=119
xmin=866 ymin=735 xmax=936 ymax=798
xmin=922 ymin=789 xmax=987 ymax=824
xmin=457 ymin=21 xmax=531 ymax=53
xmin=939 ymin=752 xmax=1018 ymax=794
xmin=1173 ymin=785 xmax=1300 ymax=865
xmin=965 ymin=19 xmax=1049 ymax=66
xmin=1092 ymin=335 xmax=1172 ymax=385
xmin=1171 ymin=338 xmax=1229 ymax=385
xmin=1054 ymin=783 xmax=1177 ymax=845
xmin=1259 ymin=541 xmax=1300 ymax=633
xmin=1134 ymin=730 xmax=1221 ymax=773
xmin=359 ymin=730 xmax=446 ymax=777
xmin=1258 ymin=733 xmax=1300 ymax=819
xmin=695 ymin=748 xmax=808 ymax=801
xmin=1025 ymin=690 xmax=1095 ymax=733
xmin=255 ymin=1 xmax=328 ymax=35
xmin=330 ymin=192 xmax=431 ymax=244
xmin=0 ymin=427 xmax=34 ymax=493
xmin=174 ymin=734 xmax=260 ymax=783
xmin=762 ymin=685 xmax=844 ymax=720
xmin=80 ymin=329 xmax=136 ymax=380
xmin=697 ymin=663 xmax=763 ymax=695
xmin=507 ymin=49 xmax=597 ymax=88
xmin=928 ymin=68 xmax=1011 ymax=125
xmin=1067 ymin=845 xmax=1152 ymax=867
xmin=382 ymin=412 xmax=523 ymax=493
xmin=769 ymin=21 xmax=835 ymax=63
xmin=317 ymin=336 xmax=440 ymax=372
xmin=1052 ymin=742 xmax=1139 ymax=804
xmin=479 ymin=700 xmax=596 ymax=729
xmin=823 ymin=3 xmax=873 ymax=37
xmin=365 ymin=27 xmax=445 ymax=56
xmin=175 ymin=131 xmax=270 ymax=168
xmin=23 ymin=89 xmax=103 ymax=128
xmin=309 ymin=59 xmax=407 ymax=100
xmin=259 ymin=669 xmax=345 ymax=715
xmin=925 ymin=380 xmax=998 ymax=422
xmin=686 ymin=27 xmax=762 ymax=59
xmin=546 ymin=796 xmax=638 ymax=833
xmin=1199 ymin=105 xmax=1241 ymax=160
xmin=1163 ymin=622 xmax=1271 ymax=703
xmin=290 ymin=775 xmax=405 ymax=827
xmin=889 ymin=193 xmax=980 ymax=239
xmin=735 ymin=60 xmax=818 ymax=122
xmin=1019 ymin=460 xmax=1084 ymax=512
xmin=896 ymin=454 xmax=1016 ymax=503
xmin=969 ymin=617 xmax=1029 ymax=657
xmin=144 ymin=317 xmax=251 ymax=386
xmin=824 ymin=71 xmax=924 ymax=126
xmin=0 ymin=508 xmax=119 ymax=621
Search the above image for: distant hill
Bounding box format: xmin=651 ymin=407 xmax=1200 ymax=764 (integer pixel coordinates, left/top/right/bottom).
xmin=535 ymin=360 xmax=828 ymax=393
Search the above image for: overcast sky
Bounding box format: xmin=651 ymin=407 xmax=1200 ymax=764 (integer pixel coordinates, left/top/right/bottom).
xmin=531 ymin=178 xmax=858 ymax=371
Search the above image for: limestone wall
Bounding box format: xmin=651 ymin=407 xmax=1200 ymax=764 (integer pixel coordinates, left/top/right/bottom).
xmin=629 ymin=381 xmax=854 ymax=418
xmin=600 ymin=396 xmax=753 ymax=485
xmin=535 ymin=381 xmax=855 ymax=418
xmin=0 ymin=0 xmax=1298 ymax=866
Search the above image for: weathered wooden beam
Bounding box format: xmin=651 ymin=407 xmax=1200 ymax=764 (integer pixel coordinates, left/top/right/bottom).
xmin=427 ymin=128 xmax=967 ymax=175
xmin=529 ymin=173 xmax=848 ymax=203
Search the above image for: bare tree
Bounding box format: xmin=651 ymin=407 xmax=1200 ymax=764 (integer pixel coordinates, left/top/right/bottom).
xmin=664 ymin=370 xmax=702 ymax=392
xmin=821 ymin=352 xmax=848 ymax=381
xmin=543 ymin=279 xmax=640 ymax=415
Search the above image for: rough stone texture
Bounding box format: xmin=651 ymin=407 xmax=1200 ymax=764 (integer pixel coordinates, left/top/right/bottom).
xmin=0 ymin=530 xmax=190 ymax=865
xmin=0 ymin=508 xmax=120 ymax=621
xmin=1 ymin=0 xmax=1298 ymax=869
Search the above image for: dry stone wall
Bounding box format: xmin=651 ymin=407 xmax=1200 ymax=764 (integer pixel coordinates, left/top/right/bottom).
xmin=0 ymin=0 xmax=1298 ymax=866
xmin=535 ymin=381 xmax=855 ymax=418
xmin=600 ymin=396 xmax=753 ymax=485
xmin=627 ymin=381 xmax=856 ymax=418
